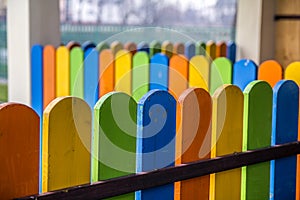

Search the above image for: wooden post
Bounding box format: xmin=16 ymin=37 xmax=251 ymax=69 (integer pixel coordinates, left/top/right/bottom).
xmin=7 ymin=0 xmax=60 ymax=105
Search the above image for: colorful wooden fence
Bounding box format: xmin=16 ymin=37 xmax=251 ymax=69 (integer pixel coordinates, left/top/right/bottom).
xmin=1 ymin=78 xmax=300 ymax=199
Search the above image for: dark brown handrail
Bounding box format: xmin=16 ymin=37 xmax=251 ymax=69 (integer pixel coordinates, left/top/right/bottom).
xmin=17 ymin=141 xmax=300 ymax=200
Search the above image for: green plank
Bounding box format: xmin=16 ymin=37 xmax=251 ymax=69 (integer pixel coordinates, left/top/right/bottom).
xmin=70 ymin=47 xmax=84 ymax=98
xmin=149 ymin=40 xmax=161 ymax=58
xmin=96 ymin=41 xmax=109 ymax=52
xmin=210 ymin=57 xmax=232 ymax=95
xmin=93 ymin=92 xmax=137 ymax=200
xmin=132 ymin=52 xmax=149 ymax=101
xmin=241 ymin=80 xmax=272 ymax=200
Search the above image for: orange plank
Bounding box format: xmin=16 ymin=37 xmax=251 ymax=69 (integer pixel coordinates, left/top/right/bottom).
xmin=99 ymin=49 xmax=115 ymax=97
xmin=258 ymin=60 xmax=283 ymax=87
xmin=43 ymin=45 xmax=56 ymax=108
xmin=0 ymin=103 xmax=39 ymax=199
xmin=173 ymin=43 xmax=185 ymax=55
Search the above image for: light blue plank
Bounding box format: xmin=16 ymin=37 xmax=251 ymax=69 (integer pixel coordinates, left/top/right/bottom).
xmin=136 ymin=90 xmax=176 ymax=200
xmin=185 ymin=41 xmax=196 ymax=60
xmin=82 ymin=41 xmax=96 ymax=52
xmin=227 ymin=41 xmax=236 ymax=64
xmin=149 ymin=53 xmax=169 ymax=91
xmin=84 ymin=47 xmax=99 ymax=108
xmin=137 ymin=42 xmax=150 ymax=54
xmin=270 ymin=80 xmax=298 ymax=200
xmin=233 ymin=59 xmax=257 ymax=91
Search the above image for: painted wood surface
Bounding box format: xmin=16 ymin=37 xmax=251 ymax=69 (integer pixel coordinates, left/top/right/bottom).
xmin=31 ymin=44 xmax=43 ymax=117
xmin=242 ymin=80 xmax=273 ymax=200
xmin=99 ymin=49 xmax=115 ymax=97
xmin=70 ymin=47 xmax=84 ymax=98
xmin=136 ymin=90 xmax=176 ymax=200
xmin=111 ymin=41 xmax=123 ymax=56
xmin=42 ymin=97 xmax=91 ymax=192
xmin=43 ymin=45 xmax=56 ymax=109
xmin=184 ymin=42 xmax=196 ymax=60
xmin=56 ymin=46 xmax=70 ymax=96
xmin=210 ymin=85 xmax=243 ymax=200
xmin=93 ymin=92 xmax=137 ymax=200
xmin=210 ymin=57 xmax=232 ymax=94
xmin=206 ymin=40 xmax=216 ymax=61
xmin=175 ymin=88 xmax=211 ymax=200
xmin=161 ymin=41 xmax=173 ymax=58
xmin=227 ymin=41 xmax=236 ymax=64
xmin=258 ymin=60 xmax=282 ymax=88
xmin=270 ymin=80 xmax=298 ymax=200
xmin=285 ymin=61 xmax=300 ymax=85
xmin=132 ymin=52 xmax=149 ymax=101
xmin=0 ymin=103 xmax=39 ymax=199
xmin=233 ymin=59 xmax=257 ymax=91
xmin=66 ymin=41 xmax=81 ymax=50
xmin=216 ymin=41 xmax=227 ymax=57
xmin=149 ymin=41 xmax=161 ymax=58
xmin=137 ymin=42 xmax=149 ymax=54
xmin=82 ymin=41 xmax=96 ymax=52
xmin=124 ymin=42 xmax=137 ymax=54
xmin=196 ymin=41 xmax=206 ymax=56
xmin=189 ymin=55 xmax=209 ymax=91
xmin=84 ymin=48 xmax=99 ymax=108
xmin=149 ymin=53 xmax=169 ymax=91
xmin=115 ymin=50 xmax=132 ymax=95
xmin=169 ymin=55 xmax=188 ymax=99
xmin=173 ymin=42 xmax=185 ymax=55
xmin=96 ymin=41 xmax=109 ymax=52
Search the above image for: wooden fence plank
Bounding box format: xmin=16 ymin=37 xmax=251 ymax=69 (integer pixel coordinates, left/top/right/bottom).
xmin=0 ymin=103 xmax=39 ymax=199
xmin=124 ymin=42 xmax=137 ymax=54
xmin=136 ymin=90 xmax=176 ymax=200
xmin=270 ymin=80 xmax=298 ymax=200
xmin=56 ymin=46 xmax=70 ymax=96
xmin=96 ymin=42 xmax=109 ymax=52
xmin=31 ymin=44 xmax=43 ymax=117
xmin=173 ymin=42 xmax=185 ymax=55
xmin=137 ymin=42 xmax=150 ymax=54
xmin=210 ymin=85 xmax=243 ymax=200
xmin=84 ymin=48 xmax=99 ymax=108
xmin=226 ymin=41 xmax=236 ymax=64
xmin=233 ymin=59 xmax=257 ymax=91
xmin=70 ymin=47 xmax=84 ymax=98
xmin=132 ymin=52 xmax=149 ymax=101
xmin=216 ymin=41 xmax=227 ymax=57
xmin=149 ymin=41 xmax=161 ymax=58
xmin=161 ymin=41 xmax=173 ymax=58
xmin=82 ymin=41 xmax=96 ymax=52
xmin=66 ymin=41 xmax=81 ymax=50
xmin=175 ymin=88 xmax=212 ymax=200
xmin=206 ymin=40 xmax=216 ymax=61
xmin=93 ymin=92 xmax=137 ymax=200
xmin=149 ymin=53 xmax=169 ymax=91
xmin=189 ymin=55 xmax=209 ymax=91
xmin=42 ymin=97 xmax=91 ymax=192
xmin=99 ymin=49 xmax=115 ymax=97
xmin=115 ymin=50 xmax=132 ymax=95
xmin=111 ymin=41 xmax=124 ymax=56
xmin=258 ymin=60 xmax=282 ymax=88
xmin=210 ymin=57 xmax=232 ymax=94
xmin=242 ymin=80 xmax=273 ymax=200
xmin=196 ymin=41 xmax=206 ymax=56
xmin=169 ymin=55 xmax=188 ymax=99
xmin=43 ymin=45 xmax=56 ymax=109
xmin=184 ymin=42 xmax=196 ymax=60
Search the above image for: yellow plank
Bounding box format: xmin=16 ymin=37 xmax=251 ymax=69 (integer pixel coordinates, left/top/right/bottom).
xmin=189 ymin=55 xmax=209 ymax=91
xmin=42 ymin=97 xmax=91 ymax=192
xmin=162 ymin=41 xmax=173 ymax=58
xmin=210 ymin=85 xmax=243 ymax=200
xmin=285 ymin=61 xmax=300 ymax=85
xmin=111 ymin=41 xmax=123 ymax=56
xmin=115 ymin=50 xmax=132 ymax=95
xmin=56 ymin=46 xmax=70 ymax=97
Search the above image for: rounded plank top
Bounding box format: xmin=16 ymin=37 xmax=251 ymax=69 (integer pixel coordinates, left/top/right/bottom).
xmin=258 ymin=60 xmax=282 ymax=87
xmin=285 ymin=61 xmax=300 ymax=85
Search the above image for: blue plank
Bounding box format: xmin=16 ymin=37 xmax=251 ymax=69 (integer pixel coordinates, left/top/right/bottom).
xmin=233 ymin=59 xmax=257 ymax=91
xmin=149 ymin=53 xmax=169 ymax=91
xmin=31 ymin=44 xmax=43 ymax=193
xmin=185 ymin=41 xmax=196 ymax=60
xmin=82 ymin=41 xmax=96 ymax=52
xmin=136 ymin=90 xmax=176 ymax=200
xmin=270 ymin=80 xmax=298 ymax=200
xmin=227 ymin=41 xmax=236 ymax=64
xmin=137 ymin=42 xmax=150 ymax=54
xmin=84 ymin=48 xmax=99 ymax=108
